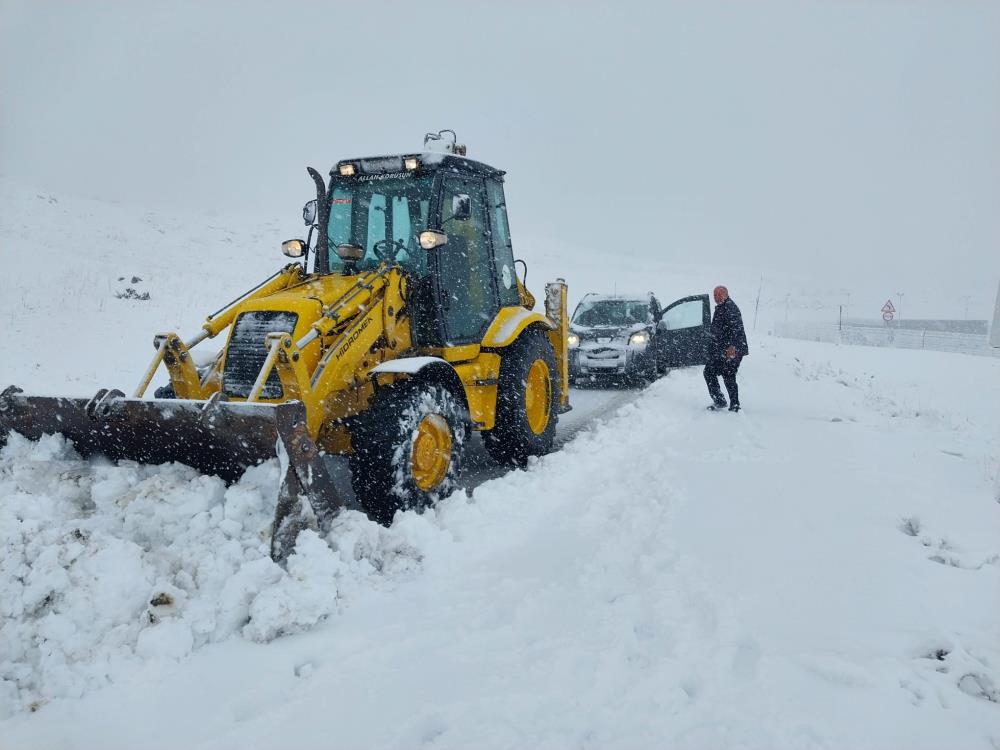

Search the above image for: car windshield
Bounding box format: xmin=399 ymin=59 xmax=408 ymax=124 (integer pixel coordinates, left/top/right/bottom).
xmin=326 ymin=173 xmax=434 ymax=275
xmin=573 ymin=299 xmax=651 ymax=327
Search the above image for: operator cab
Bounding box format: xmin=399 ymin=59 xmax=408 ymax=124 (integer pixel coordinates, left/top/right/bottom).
xmin=291 ymin=132 xmax=523 ymax=348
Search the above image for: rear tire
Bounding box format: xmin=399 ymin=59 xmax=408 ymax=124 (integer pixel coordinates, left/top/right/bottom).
xmin=483 ymin=329 xmax=559 ymax=468
xmin=349 ymin=381 xmax=468 ymax=525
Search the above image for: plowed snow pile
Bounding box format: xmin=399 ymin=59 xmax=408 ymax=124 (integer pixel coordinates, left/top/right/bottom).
xmin=0 ymin=435 xmax=421 ymax=713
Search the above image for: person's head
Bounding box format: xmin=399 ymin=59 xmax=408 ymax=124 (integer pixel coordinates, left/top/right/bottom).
xmin=713 ymin=285 xmax=729 ymax=305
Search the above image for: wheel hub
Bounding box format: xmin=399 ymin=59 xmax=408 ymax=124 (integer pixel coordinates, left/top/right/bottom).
xmin=524 ymin=359 xmax=552 ymax=435
xmin=411 ymin=413 xmax=453 ymax=491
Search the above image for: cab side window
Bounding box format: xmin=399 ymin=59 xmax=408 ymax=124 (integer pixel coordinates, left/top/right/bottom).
xmin=437 ymin=176 xmax=499 ymax=343
xmin=486 ymin=179 xmax=520 ymax=306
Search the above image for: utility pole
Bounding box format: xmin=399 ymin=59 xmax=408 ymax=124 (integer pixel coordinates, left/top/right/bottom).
xmin=896 ymin=291 xmax=904 ymax=321
xmin=959 ymin=294 xmax=971 ymax=320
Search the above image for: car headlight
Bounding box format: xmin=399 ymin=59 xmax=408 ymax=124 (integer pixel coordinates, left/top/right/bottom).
xmin=628 ymin=332 xmax=648 ymax=346
xmin=567 ymin=333 xmax=580 ymax=348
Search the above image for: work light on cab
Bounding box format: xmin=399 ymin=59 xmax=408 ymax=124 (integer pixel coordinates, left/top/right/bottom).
xmin=419 ymin=230 xmax=448 ymax=250
xmin=338 ymin=163 xmax=356 ymax=177
xmin=404 ymin=157 xmax=420 ymax=171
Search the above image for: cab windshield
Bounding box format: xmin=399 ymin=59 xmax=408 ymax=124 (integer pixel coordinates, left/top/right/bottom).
xmin=573 ymin=299 xmax=651 ymax=328
xmin=326 ymin=173 xmax=434 ymax=275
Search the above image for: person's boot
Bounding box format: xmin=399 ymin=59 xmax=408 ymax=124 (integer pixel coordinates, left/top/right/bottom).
xmin=707 ymin=397 xmax=728 ymax=411
xmin=728 ymin=403 xmax=741 ymax=412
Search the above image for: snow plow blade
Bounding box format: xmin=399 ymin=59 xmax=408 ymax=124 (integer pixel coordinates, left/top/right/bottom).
xmin=0 ymin=386 xmax=345 ymax=563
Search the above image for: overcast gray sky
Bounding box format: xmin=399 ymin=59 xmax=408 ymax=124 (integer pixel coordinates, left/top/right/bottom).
xmin=2 ymin=0 xmax=998 ymax=315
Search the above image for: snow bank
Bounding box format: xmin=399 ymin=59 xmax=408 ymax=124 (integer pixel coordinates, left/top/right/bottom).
xmin=0 ymin=433 xmax=421 ymax=716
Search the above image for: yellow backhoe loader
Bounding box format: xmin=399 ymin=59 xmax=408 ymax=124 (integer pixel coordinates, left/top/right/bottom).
xmin=0 ymin=132 xmax=570 ymax=562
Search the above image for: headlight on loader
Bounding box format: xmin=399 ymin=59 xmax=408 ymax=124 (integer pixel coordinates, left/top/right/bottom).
xmin=629 ymin=332 xmax=648 ymax=346
xmin=567 ymin=333 xmax=580 ymax=348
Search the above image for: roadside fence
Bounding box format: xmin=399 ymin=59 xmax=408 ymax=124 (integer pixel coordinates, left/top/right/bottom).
xmin=772 ymin=321 xmax=1000 ymax=358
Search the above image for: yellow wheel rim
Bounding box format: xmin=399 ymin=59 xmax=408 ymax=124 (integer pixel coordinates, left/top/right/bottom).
xmin=524 ymin=359 xmax=552 ymax=435
xmin=411 ymin=413 xmax=453 ymax=492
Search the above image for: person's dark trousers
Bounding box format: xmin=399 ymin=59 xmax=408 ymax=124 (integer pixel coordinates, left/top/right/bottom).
xmin=703 ymin=355 xmax=743 ymax=406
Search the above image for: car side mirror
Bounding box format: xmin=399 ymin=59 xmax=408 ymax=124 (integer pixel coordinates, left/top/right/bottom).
xmin=451 ymin=194 xmax=471 ymax=221
xmin=282 ymin=239 xmax=307 ymax=258
xmin=302 ymin=199 xmax=317 ymax=226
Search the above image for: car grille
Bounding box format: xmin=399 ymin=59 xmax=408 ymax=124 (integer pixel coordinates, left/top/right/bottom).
xmin=222 ymin=311 xmax=298 ymax=399
xmin=589 ymin=347 xmax=619 ymax=357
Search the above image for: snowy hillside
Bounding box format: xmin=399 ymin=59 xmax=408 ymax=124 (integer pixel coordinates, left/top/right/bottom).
xmin=1 ymin=182 xmax=999 ymax=748
xmin=0 ymin=178 xmax=292 ymax=396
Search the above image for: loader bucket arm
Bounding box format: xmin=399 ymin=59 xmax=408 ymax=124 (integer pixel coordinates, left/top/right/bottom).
xmin=0 ymin=386 xmax=344 ymax=563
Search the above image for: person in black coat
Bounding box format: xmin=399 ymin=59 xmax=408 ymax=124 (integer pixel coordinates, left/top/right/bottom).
xmin=704 ymin=285 xmax=749 ymax=411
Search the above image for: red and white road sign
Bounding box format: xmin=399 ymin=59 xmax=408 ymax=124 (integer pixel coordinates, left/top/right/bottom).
xmin=882 ymin=311 xmax=894 ymax=322
xmin=881 ymin=299 xmax=896 ymax=314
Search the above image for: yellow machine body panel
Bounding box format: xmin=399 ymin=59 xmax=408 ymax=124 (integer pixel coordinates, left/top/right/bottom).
xmin=452 ymin=352 xmax=502 ymax=430
xmin=148 ymin=265 xmax=568 ymax=453
xmin=481 ymin=307 xmax=555 ymax=349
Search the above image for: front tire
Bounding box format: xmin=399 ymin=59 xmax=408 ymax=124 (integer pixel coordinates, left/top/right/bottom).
xmin=349 ymin=381 xmax=468 ymax=525
xmin=627 ymin=354 xmax=657 ymax=388
xmin=483 ymin=329 xmax=559 ymax=467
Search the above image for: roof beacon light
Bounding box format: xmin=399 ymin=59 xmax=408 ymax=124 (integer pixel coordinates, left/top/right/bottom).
xmin=423 ymin=129 xmax=466 ymax=156
xmin=404 ymin=157 xmax=420 ymax=171
xmin=338 ymin=163 xmax=356 ymax=177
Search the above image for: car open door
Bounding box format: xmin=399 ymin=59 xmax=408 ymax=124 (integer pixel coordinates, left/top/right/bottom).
xmin=652 ymin=294 xmax=713 ymax=369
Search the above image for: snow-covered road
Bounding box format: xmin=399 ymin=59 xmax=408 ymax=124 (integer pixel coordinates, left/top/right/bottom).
xmin=460 ymin=384 xmax=644 ymax=490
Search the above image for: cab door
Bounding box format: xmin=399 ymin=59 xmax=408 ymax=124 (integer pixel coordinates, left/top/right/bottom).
xmin=651 ymin=294 xmax=713 ymax=368
xmin=433 ymin=175 xmax=500 ymax=345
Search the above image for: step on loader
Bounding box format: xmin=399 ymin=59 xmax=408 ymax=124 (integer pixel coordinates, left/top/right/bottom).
xmin=0 ymin=131 xmax=570 ymax=562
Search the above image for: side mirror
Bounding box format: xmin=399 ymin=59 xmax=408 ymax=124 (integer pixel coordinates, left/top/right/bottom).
xmin=418 ymin=230 xmax=449 ymax=250
xmin=451 ymin=194 xmax=471 ymax=221
xmin=302 ymin=200 xmax=317 ymax=226
xmin=281 ymin=239 xmax=307 ymax=258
